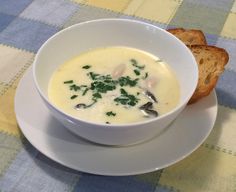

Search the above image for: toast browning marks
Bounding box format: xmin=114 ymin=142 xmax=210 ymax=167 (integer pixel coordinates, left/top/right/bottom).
xmin=188 ymin=45 xmax=229 ymax=104
xmin=167 ymin=28 xmax=229 ymax=104
xmin=167 ymin=28 xmax=207 ymax=46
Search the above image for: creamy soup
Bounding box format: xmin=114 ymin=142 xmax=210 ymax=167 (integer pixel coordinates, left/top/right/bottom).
xmin=48 ymin=46 xmax=180 ymax=124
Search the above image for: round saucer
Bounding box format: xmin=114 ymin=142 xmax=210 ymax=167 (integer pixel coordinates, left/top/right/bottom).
xmin=15 ymin=67 xmax=217 ymax=176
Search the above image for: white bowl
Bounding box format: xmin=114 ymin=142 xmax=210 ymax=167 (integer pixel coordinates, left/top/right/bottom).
xmin=33 ymin=19 xmax=198 ymax=146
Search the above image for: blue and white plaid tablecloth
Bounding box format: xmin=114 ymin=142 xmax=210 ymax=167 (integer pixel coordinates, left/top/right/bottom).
xmin=0 ymin=0 xmax=236 ymax=191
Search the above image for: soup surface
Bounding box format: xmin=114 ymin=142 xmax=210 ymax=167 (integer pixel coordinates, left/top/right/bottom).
xmin=48 ymin=46 xmax=180 ymax=124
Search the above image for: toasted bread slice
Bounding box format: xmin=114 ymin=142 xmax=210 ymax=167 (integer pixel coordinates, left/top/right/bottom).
xmin=167 ymin=28 xmax=207 ymax=46
xmin=167 ymin=28 xmax=229 ymax=104
xmin=188 ymin=45 xmax=229 ymax=104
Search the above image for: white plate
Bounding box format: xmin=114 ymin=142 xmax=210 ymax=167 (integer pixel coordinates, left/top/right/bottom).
xmin=15 ymin=67 xmax=217 ymax=176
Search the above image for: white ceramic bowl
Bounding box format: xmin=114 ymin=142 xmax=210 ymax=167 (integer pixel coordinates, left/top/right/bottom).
xmin=33 ymin=19 xmax=198 ymax=146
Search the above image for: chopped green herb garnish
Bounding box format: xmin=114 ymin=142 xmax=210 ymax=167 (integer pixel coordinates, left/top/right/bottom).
xmin=69 ymin=84 xmax=88 ymax=92
xmin=118 ymin=76 xmax=139 ymax=87
xmin=82 ymin=87 xmax=89 ymax=96
xmin=70 ymin=84 xmax=81 ymax=91
xmin=106 ymin=121 xmax=110 ymax=124
xmin=114 ymin=88 xmax=139 ymax=106
xmin=130 ymin=58 xmax=137 ymax=65
xmin=88 ymin=72 xmax=100 ymax=80
xmin=120 ymin=88 xmax=127 ymax=95
xmin=114 ymin=97 xmax=129 ymax=105
xmin=64 ymin=80 xmax=73 ymax=84
xmin=156 ymin=59 xmax=162 ymax=62
xmin=133 ymin=69 xmax=140 ymax=76
xmin=93 ymin=92 xmax=102 ymax=99
xmin=64 ymin=60 xmax=146 ymax=109
xmin=82 ymin=65 xmax=91 ymax=69
xmin=70 ymin=95 xmax=78 ymax=99
xmin=91 ymin=80 xmax=116 ymax=93
xmin=130 ymin=59 xmax=145 ymax=70
xmin=106 ymin=111 xmax=116 ymax=116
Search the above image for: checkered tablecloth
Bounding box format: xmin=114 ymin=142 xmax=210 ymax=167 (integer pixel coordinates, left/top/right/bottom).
xmin=0 ymin=0 xmax=236 ymax=191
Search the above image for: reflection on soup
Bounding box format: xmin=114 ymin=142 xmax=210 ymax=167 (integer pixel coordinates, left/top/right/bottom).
xmin=48 ymin=46 xmax=180 ymax=124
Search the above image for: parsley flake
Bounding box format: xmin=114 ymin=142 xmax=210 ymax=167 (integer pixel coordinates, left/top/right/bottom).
xmin=93 ymin=92 xmax=102 ymax=99
xmin=130 ymin=59 xmax=145 ymax=70
xmin=133 ymin=69 xmax=140 ymax=76
xmin=82 ymin=87 xmax=89 ymax=96
xmin=82 ymin=65 xmax=91 ymax=69
xmin=70 ymin=95 xmax=78 ymax=99
xmin=106 ymin=111 xmax=116 ymax=116
xmin=64 ymin=80 xmax=73 ymax=84
xmin=114 ymin=88 xmax=139 ymax=106
xmin=70 ymin=84 xmax=81 ymax=91
xmin=118 ymin=76 xmax=139 ymax=87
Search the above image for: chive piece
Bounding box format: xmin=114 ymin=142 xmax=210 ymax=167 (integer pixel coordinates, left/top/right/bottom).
xmin=156 ymin=59 xmax=162 ymax=62
xmin=64 ymin=67 xmax=143 ymax=108
xmin=70 ymin=95 xmax=78 ymax=99
xmin=69 ymin=85 xmax=75 ymax=90
xmin=82 ymin=87 xmax=89 ymax=96
xmin=130 ymin=58 xmax=137 ymax=65
xmin=93 ymin=92 xmax=102 ymax=99
xmin=120 ymin=88 xmax=127 ymax=95
xmin=118 ymin=76 xmax=139 ymax=87
xmin=64 ymin=80 xmax=73 ymax=84
xmin=130 ymin=59 xmax=145 ymax=70
xmin=70 ymin=84 xmax=81 ymax=91
xmin=106 ymin=111 xmax=116 ymax=116
xmin=114 ymin=88 xmax=139 ymax=106
xmin=133 ymin=69 xmax=140 ymax=76
xmin=82 ymin=65 xmax=91 ymax=69
xmin=88 ymin=72 xmax=99 ymax=80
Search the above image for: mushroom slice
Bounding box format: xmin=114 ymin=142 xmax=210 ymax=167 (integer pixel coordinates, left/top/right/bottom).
xmin=144 ymin=90 xmax=158 ymax=103
xmin=139 ymin=102 xmax=153 ymax=110
xmin=141 ymin=109 xmax=158 ymax=118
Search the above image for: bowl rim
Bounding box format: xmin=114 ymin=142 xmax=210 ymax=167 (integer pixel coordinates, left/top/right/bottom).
xmin=33 ymin=18 xmax=198 ymax=128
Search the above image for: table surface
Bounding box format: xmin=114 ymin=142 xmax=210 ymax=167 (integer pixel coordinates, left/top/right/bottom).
xmin=0 ymin=0 xmax=236 ymax=191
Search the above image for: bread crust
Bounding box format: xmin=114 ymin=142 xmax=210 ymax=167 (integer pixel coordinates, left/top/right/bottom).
xmin=167 ymin=28 xmax=229 ymax=104
xmin=167 ymin=28 xmax=207 ymax=46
